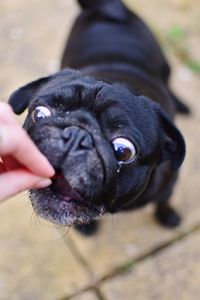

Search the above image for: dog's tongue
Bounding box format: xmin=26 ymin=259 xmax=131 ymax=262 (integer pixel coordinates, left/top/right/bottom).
xmin=52 ymin=174 xmax=82 ymax=201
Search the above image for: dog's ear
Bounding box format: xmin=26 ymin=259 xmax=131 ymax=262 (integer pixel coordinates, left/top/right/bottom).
xmin=159 ymin=109 xmax=185 ymax=170
xmin=8 ymin=76 xmax=51 ymax=114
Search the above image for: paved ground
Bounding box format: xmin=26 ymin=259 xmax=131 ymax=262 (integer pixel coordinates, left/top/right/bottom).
xmin=0 ymin=0 xmax=199 ymax=299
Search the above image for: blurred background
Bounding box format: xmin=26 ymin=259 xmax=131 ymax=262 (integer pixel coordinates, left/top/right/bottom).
xmin=0 ymin=1 xmax=199 ymax=299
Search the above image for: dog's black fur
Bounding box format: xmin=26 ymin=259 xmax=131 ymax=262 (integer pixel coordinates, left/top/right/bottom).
xmin=9 ymin=0 xmax=187 ymax=235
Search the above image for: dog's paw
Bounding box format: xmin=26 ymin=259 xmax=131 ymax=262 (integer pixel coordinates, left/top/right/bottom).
xmin=74 ymin=220 xmax=99 ymax=236
xmin=155 ymin=204 xmax=181 ymax=228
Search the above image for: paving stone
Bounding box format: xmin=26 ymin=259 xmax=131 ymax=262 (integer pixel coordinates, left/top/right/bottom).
xmin=0 ymin=194 xmax=90 ymax=300
xmin=102 ymin=231 xmax=200 ymax=300
xmin=0 ymin=0 xmax=79 ymax=99
xmin=69 ymin=291 xmax=98 ymax=300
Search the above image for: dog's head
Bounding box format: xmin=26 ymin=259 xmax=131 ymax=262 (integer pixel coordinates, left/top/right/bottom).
xmin=9 ymin=69 xmax=185 ymax=225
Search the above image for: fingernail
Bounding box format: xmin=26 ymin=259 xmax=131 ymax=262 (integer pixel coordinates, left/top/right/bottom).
xmin=34 ymin=178 xmax=52 ymax=189
xmin=45 ymin=161 xmax=55 ymax=176
xmin=46 ymin=162 xmax=55 ymax=174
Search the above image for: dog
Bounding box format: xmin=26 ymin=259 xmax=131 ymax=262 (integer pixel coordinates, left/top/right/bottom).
xmin=9 ymin=0 xmax=188 ymax=235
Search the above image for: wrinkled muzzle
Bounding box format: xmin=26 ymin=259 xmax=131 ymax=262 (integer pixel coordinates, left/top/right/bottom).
xmin=27 ymin=120 xmax=117 ymax=225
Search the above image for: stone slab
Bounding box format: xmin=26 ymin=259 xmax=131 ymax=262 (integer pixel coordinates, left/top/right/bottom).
xmin=69 ymin=291 xmax=99 ymax=300
xmin=0 ymin=194 xmax=90 ymax=300
xmin=102 ymin=231 xmax=200 ymax=300
xmin=0 ymin=0 xmax=79 ymax=99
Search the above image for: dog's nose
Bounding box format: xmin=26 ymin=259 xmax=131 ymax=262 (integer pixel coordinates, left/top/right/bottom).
xmin=61 ymin=126 xmax=94 ymax=151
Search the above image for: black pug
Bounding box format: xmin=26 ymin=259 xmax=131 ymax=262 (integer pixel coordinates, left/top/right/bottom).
xmin=9 ymin=0 xmax=188 ymax=235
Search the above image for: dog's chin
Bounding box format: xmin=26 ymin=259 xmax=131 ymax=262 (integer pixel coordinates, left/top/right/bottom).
xmin=29 ymin=175 xmax=106 ymax=226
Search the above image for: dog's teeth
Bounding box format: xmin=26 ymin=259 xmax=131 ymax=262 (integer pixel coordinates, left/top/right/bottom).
xmin=63 ymin=196 xmax=72 ymax=201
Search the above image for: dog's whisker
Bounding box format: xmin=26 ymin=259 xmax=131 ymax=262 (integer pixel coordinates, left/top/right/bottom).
xmin=29 ymin=211 xmax=35 ymax=230
xmin=29 ymin=211 xmax=42 ymax=232
xmin=35 ymin=213 xmax=46 ymax=229
xmin=43 ymin=226 xmax=72 ymax=243
xmin=111 ymin=214 xmax=117 ymax=234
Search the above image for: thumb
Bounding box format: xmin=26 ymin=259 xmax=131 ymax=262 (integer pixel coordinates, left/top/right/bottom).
xmin=0 ymin=169 xmax=52 ymax=202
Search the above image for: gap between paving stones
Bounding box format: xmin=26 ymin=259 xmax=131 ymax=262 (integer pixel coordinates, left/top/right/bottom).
xmin=63 ymin=236 xmax=94 ymax=276
xmin=59 ymin=287 xmax=108 ymax=300
xmin=61 ymin=237 xmax=108 ymax=300
xmin=59 ymin=222 xmax=200 ymax=300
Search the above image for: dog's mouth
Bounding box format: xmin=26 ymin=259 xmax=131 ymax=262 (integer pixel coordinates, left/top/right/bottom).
xmin=30 ymin=170 xmax=106 ymax=226
xmin=51 ymin=172 xmax=83 ymax=204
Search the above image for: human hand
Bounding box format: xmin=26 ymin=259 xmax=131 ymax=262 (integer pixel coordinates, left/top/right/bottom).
xmin=0 ymin=102 xmax=55 ymax=202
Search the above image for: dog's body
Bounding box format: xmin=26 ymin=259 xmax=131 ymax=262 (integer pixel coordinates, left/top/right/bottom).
xmin=9 ymin=0 xmax=187 ymax=234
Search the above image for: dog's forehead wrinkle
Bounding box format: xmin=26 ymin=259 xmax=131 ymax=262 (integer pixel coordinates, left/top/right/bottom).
xmin=37 ymin=81 xmax=105 ymax=112
xmin=35 ymin=72 xmax=134 ymax=119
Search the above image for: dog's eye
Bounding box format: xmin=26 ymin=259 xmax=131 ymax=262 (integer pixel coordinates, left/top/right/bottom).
xmin=112 ymin=137 xmax=136 ymax=164
xmin=31 ymin=106 xmax=52 ymax=122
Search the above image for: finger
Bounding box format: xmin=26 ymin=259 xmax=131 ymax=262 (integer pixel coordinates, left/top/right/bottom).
xmin=0 ymin=124 xmax=55 ymax=177
xmin=0 ymin=103 xmax=18 ymax=125
xmin=0 ymin=169 xmax=52 ymax=202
